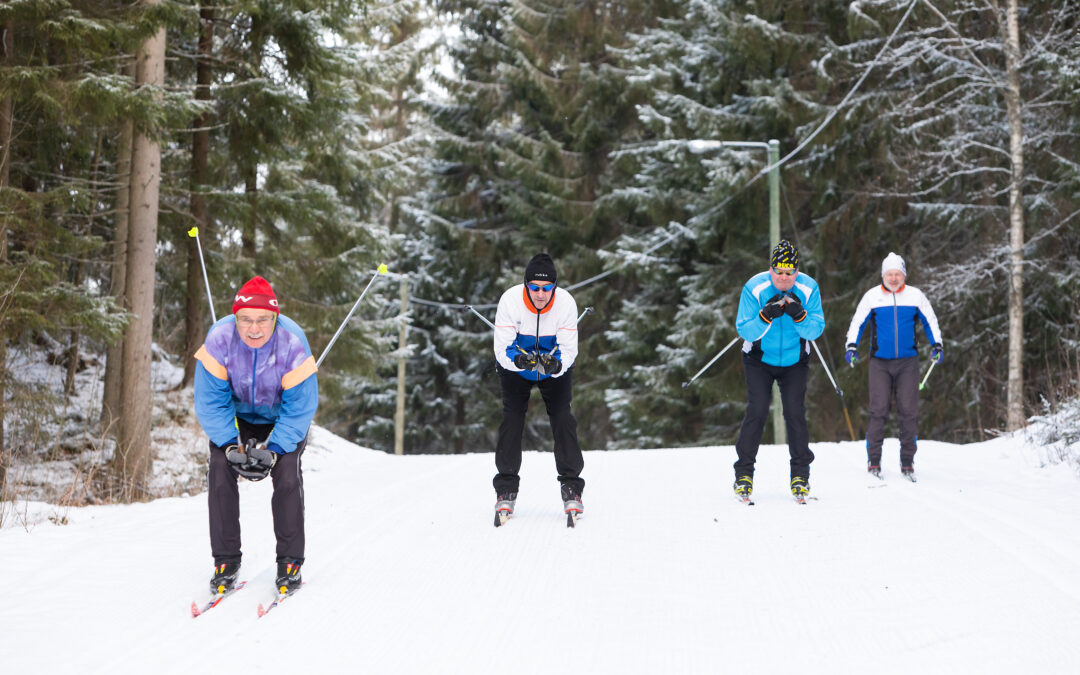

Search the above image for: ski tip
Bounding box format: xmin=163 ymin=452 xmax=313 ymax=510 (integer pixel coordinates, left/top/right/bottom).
xmin=257 ymin=604 xmax=267 ymax=618
xmin=190 ymin=602 xmax=201 ymax=618
xmin=566 ymin=513 xmax=576 ymax=528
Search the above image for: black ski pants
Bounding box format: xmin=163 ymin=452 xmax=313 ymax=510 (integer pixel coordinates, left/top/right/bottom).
xmin=733 ymin=354 xmax=815 ymax=480
xmin=866 ymin=355 xmax=920 ymax=468
xmin=208 ymin=418 xmax=306 ymax=565
xmin=493 ymin=365 xmax=585 ymax=496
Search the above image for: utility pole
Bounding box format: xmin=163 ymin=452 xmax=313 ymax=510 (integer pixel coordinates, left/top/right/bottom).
xmin=689 ymin=138 xmax=785 ymax=444
xmin=394 ymin=275 xmax=408 ymax=455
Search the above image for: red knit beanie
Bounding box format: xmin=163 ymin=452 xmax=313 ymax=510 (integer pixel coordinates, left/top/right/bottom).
xmin=232 ymin=276 xmax=279 ymax=314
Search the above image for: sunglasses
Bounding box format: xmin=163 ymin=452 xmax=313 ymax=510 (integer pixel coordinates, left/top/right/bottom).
xmin=772 ymin=267 xmax=797 ymax=277
xmin=527 ymin=283 xmax=555 ymax=292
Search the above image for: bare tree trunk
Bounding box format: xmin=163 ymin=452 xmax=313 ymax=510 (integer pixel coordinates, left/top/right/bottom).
xmin=1000 ymin=0 xmax=1026 ymax=431
xmin=243 ymin=167 xmax=257 ymax=258
xmin=117 ymin=9 xmax=165 ymax=500
xmin=182 ymin=6 xmax=215 ymax=388
xmin=0 ymin=14 xmax=13 ymax=500
xmin=102 ymin=61 xmax=135 ymax=433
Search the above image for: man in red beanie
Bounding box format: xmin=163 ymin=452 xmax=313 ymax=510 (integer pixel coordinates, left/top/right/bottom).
xmin=193 ymin=276 xmax=318 ymax=598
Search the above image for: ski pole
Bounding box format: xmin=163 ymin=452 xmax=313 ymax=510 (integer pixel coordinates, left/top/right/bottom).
xmin=682 ymin=336 xmax=740 ymax=389
xmin=187 ymin=227 xmax=217 ymax=324
xmin=316 ymin=264 xmax=388 ymax=368
xmin=918 ymin=360 xmax=936 ymax=391
xmin=578 ymin=306 xmax=594 ymax=323
xmin=810 ymin=339 xmax=857 ymax=441
xmin=461 ymin=305 xmax=495 ymax=330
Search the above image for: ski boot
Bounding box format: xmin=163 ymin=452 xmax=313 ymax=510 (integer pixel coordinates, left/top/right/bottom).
xmin=790 ymin=476 xmax=810 ymax=504
xmin=494 ymin=492 xmax=517 ymax=527
xmin=275 ymin=560 xmax=303 ymax=595
xmin=561 ymin=483 xmax=583 ymax=528
xmin=901 ymin=465 xmax=917 ymax=482
xmin=733 ymin=475 xmax=754 ymax=505
xmin=209 ymin=561 xmax=240 ymax=595
xmin=867 ymin=463 xmax=883 ymax=480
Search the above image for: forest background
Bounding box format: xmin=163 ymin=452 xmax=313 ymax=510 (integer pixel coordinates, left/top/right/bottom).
xmin=2 ymin=0 xmax=1078 ymax=502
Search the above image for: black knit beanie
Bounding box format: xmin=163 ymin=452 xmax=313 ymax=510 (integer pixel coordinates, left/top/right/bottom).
xmin=524 ymin=253 xmax=557 ymax=285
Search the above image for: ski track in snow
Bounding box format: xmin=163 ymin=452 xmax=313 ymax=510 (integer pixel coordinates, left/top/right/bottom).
xmin=2 ymin=430 xmax=1079 ymax=674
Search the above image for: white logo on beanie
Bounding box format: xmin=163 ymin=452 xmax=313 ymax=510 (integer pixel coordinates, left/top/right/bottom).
xmin=882 ymin=252 xmax=906 ymax=277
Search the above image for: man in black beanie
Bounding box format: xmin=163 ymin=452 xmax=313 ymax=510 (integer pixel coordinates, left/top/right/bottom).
xmin=491 ymin=253 xmax=585 ymax=527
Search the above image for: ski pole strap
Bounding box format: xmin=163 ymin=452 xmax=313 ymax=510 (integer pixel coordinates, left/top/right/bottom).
xmin=316 ymin=265 xmax=388 ymax=369
xmin=810 ymin=339 xmax=843 ymax=398
xmin=682 ymin=336 xmax=740 ymax=388
xmin=462 ymin=305 xmax=496 ymax=330
xmin=919 ymin=360 xmax=936 ymax=391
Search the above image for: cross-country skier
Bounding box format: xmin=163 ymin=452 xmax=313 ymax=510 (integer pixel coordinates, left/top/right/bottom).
xmin=491 ymin=253 xmax=583 ymax=525
xmin=844 ymin=252 xmax=942 ymax=480
xmin=732 ymin=240 xmax=825 ymax=503
xmin=193 ymin=276 xmax=317 ymax=594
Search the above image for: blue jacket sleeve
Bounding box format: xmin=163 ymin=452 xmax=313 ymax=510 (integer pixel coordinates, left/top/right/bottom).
xmin=793 ymin=284 xmax=825 ymax=341
xmin=266 ymin=374 xmax=318 ymax=453
xmin=194 ymin=361 xmax=238 ymax=448
xmin=735 ymin=282 xmax=770 ymax=343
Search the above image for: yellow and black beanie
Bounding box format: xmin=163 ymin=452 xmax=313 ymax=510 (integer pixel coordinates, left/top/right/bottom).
xmin=770 ymin=240 xmax=799 ymax=270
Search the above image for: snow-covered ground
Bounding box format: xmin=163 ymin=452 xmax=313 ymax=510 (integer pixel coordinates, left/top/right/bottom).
xmin=3 ymin=428 xmax=1079 ymax=674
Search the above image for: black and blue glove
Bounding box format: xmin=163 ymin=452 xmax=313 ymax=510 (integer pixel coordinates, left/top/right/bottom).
xmin=844 ymin=344 xmax=858 ymax=368
xmin=930 ymin=343 xmax=943 ymax=364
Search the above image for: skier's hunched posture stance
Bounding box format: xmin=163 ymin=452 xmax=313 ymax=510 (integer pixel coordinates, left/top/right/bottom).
xmin=844 ymin=252 xmax=943 ymax=481
xmin=194 ymin=276 xmax=318 ymax=594
xmin=732 ymin=240 xmax=825 ymax=504
xmin=491 ymin=253 xmax=583 ymax=526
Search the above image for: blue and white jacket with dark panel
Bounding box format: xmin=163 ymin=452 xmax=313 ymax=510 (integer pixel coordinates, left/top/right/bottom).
xmin=845 ymin=284 xmax=942 ymax=360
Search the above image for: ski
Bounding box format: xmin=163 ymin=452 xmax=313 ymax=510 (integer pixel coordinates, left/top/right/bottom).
xmin=901 ymin=472 xmax=917 ymax=483
xmin=257 ymin=584 xmax=303 ymax=618
xmin=494 ymin=511 xmax=510 ymax=527
xmin=793 ymin=494 xmax=807 ymax=505
xmin=191 ymin=580 xmax=247 ymax=618
xmin=736 ymin=494 xmax=755 ymax=506
xmin=493 ymin=496 xmax=515 ymax=528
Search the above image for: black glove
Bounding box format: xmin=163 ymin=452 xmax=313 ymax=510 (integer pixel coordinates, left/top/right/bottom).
xmin=759 ymin=294 xmax=786 ymax=322
xmin=225 ymin=440 xmax=277 ymax=481
xmin=783 ymin=294 xmax=806 ymax=321
xmin=538 ymin=353 xmax=562 ymax=376
xmin=513 ymin=352 xmax=538 ymax=371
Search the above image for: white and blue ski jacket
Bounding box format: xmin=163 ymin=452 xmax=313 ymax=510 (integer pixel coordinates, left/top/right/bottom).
xmin=845 ymin=284 xmax=942 ymax=359
xmin=493 ymin=284 xmax=578 ymax=381
xmin=735 ymin=271 xmax=825 ymax=367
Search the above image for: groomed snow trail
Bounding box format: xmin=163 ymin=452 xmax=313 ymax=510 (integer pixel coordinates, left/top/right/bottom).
xmin=2 ymin=430 xmax=1078 ymax=674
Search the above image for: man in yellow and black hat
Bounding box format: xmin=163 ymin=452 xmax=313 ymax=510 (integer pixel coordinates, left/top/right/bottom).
xmin=731 ymin=240 xmax=825 ymax=503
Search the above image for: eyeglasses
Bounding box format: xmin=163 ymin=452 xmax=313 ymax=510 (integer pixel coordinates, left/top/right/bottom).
xmin=771 ymin=267 xmax=797 ymax=277
xmin=527 ymin=283 xmax=555 ymax=292
xmin=237 ymin=316 xmax=275 ymax=328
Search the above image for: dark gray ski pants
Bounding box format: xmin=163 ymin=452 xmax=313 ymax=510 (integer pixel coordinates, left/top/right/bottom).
xmin=208 ymin=419 xmax=306 ymax=565
xmin=493 ymin=365 xmax=584 ymax=496
xmin=733 ymin=355 xmax=815 ymax=480
xmin=866 ymin=356 xmax=920 ymax=467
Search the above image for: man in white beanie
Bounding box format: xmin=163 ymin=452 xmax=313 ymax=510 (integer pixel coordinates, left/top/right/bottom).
xmin=843 ymin=253 xmax=942 ymax=480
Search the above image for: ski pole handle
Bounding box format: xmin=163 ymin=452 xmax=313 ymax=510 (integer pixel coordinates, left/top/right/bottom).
xmin=577 ymin=307 xmax=594 ymax=323
xmin=187 ymin=227 xmax=217 ymax=324
xmin=919 ymin=360 xmax=936 ymax=391
xmin=316 ymin=264 xmax=388 ymax=369
xmin=682 ymin=336 xmax=740 ymax=389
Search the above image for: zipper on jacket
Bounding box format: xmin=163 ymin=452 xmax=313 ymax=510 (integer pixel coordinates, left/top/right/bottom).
xmin=892 ymin=292 xmax=899 ymax=358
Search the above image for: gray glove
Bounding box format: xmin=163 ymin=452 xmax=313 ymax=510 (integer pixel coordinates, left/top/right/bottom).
xmin=225 ymin=440 xmax=277 ymax=481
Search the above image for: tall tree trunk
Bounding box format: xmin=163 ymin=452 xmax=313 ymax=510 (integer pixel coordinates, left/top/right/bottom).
xmin=182 ymin=6 xmax=214 ymax=388
xmin=0 ymin=13 xmax=13 ymax=501
xmin=243 ymin=166 xmax=257 ymax=258
xmin=102 ymin=61 xmax=135 ymax=433
xmin=117 ymin=9 xmax=165 ymax=500
xmin=1000 ymin=0 xmax=1025 ymax=431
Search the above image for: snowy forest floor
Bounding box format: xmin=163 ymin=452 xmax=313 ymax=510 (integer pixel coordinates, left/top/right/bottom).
xmin=3 ymin=426 xmax=1080 ymax=674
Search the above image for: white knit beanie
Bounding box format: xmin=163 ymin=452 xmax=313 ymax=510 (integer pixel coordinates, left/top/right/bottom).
xmin=881 ymin=252 xmax=906 ymax=277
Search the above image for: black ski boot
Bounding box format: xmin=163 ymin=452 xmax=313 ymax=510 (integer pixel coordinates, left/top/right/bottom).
xmin=733 ymin=475 xmax=754 ymax=504
xmin=275 ymin=560 xmax=303 ymax=595
xmin=561 ymin=483 xmax=583 ymax=528
xmin=494 ymin=492 xmax=517 ymax=527
xmin=210 ymin=561 xmax=240 ymax=594
xmin=867 ymin=463 xmax=883 ymax=479
xmin=790 ymin=476 xmax=810 ymax=504
xmin=901 ymin=465 xmax=916 ymax=482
